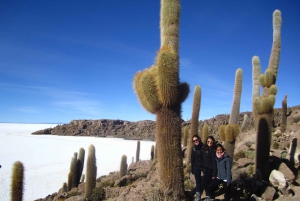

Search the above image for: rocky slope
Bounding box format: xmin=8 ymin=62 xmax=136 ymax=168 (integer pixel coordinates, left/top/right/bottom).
xmin=34 ymin=105 xmax=300 ymax=201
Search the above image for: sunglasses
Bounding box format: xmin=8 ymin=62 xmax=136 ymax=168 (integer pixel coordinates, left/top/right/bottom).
xmin=193 ymin=139 xmax=199 ymax=143
xmin=207 ymin=140 xmax=213 ymax=143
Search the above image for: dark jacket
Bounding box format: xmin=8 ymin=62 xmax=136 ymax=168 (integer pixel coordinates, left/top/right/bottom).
xmin=202 ymin=146 xmax=217 ymax=177
xmin=191 ymin=142 xmax=203 ymax=170
xmin=215 ymin=152 xmax=232 ymax=184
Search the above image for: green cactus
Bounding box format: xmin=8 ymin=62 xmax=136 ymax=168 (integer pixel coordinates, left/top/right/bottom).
xmin=67 ymin=172 xmax=72 ymax=192
xmin=151 ymin=145 xmax=155 ymax=160
xmin=187 ymin=85 xmax=201 ymax=163
xmin=229 ymin=68 xmax=243 ymax=125
xmin=62 ymin=182 xmax=68 ymax=193
xmin=136 ymin=140 xmax=140 ymax=162
xmin=183 ymin=126 xmax=188 ymax=147
xmin=132 ymin=0 xmax=188 ymax=199
xmin=253 ymin=10 xmax=282 ymax=181
xmin=219 ymin=124 xmax=239 ymax=158
xmin=85 ymin=144 xmax=97 ymax=199
xmin=218 ymin=68 xmax=243 ymax=159
xmin=252 ymin=56 xmax=261 ymax=128
xmin=281 ymin=95 xmax=287 ymax=132
xmin=70 ymin=156 xmax=77 ymax=189
xmin=202 ymin=123 xmax=209 ymax=144
xmin=11 ymin=161 xmax=24 ymax=201
xmin=240 ymin=114 xmax=248 ymax=133
xmin=119 ymin=155 xmax=128 ymax=178
xmin=76 ymin=147 xmax=85 ymax=186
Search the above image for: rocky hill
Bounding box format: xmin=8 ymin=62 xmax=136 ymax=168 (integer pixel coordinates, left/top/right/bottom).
xmin=32 ymin=106 xmax=299 ymax=142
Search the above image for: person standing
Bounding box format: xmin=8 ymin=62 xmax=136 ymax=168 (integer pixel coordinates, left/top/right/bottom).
xmin=205 ymin=144 xmax=232 ymax=201
xmin=202 ymin=136 xmax=217 ymax=189
xmin=191 ymin=134 xmax=203 ymax=201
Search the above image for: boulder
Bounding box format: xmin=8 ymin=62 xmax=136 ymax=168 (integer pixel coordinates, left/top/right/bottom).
xmin=269 ymin=170 xmax=289 ymax=194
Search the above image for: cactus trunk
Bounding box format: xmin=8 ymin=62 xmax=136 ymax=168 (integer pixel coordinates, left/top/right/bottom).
xmin=156 ymin=106 xmax=185 ymax=200
xmin=11 ymin=161 xmax=24 ymax=201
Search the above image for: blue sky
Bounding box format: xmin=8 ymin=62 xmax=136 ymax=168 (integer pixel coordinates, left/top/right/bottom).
xmin=0 ymin=1 xmax=299 ymax=123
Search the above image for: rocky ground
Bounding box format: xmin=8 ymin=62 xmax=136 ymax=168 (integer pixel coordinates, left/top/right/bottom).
xmin=34 ymin=105 xmax=300 ymax=201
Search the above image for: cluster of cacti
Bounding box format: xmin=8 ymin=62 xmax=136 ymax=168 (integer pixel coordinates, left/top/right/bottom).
xmin=182 ymin=126 xmax=188 ymax=147
xmin=150 ymin=145 xmax=155 ymax=160
xmin=136 ymin=140 xmax=140 ymax=162
xmin=85 ymin=144 xmax=97 ymax=199
xmin=119 ymin=155 xmax=128 ymax=178
xmin=281 ymin=95 xmax=287 ymax=132
xmin=219 ymin=124 xmax=239 ymax=158
xmin=187 ymin=85 xmax=201 ymax=163
xmin=11 ymin=161 xmax=24 ymax=201
xmin=132 ymin=0 xmax=188 ymax=199
xmin=202 ymin=123 xmax=209 ymax=143
xmin=67 ymin=147 xmax=85 ymax=191
xmin=218 ymin=68 xmax=243 ymax=158
xmin=253 ymin=10 xmax=282 ymax=181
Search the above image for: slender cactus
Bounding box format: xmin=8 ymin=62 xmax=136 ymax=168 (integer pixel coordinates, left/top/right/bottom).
xmin=11 ymin=161 xmax=24 ymax=201
xmin=183 ymin=126 xmax=188 ymax=147
xmin=120 ymin=155 xmax=128 ymax=178
xmin=70 ymin=156 xmax=77 ymax=189
xmin=76 ymin=147 xmax=85 ymax=186
xmin=151 ymin=145 xmax=155 ymax=160
xmin=229 ymin=68 xmax=243 ymax=125
xmin=187 ymin=85 xmax=201 ymax=163
xmin=281 ymin=95 xmax=287 ymax=132
xmin=240 ymin=114 xmax=248 ymax=133
xmin=136 ymin=140 xmax=140 ymax=162
xmin=85 ymin=144 xmax=97 ymax=199
xmin=252 ymin=56 xmax=261 ymax=127
xmin=132 ymin=0 xmax=188 ymax=199
xmin=202 ymin=123 xmax=209 ymax=144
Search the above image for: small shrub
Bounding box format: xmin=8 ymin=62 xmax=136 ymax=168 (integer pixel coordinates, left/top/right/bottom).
xmin=244 ymin=150 xmax=255 ymax=159
xmin=67 ymin=190 xmax=79 ymax=197
xmin=273 ymin=142 xmax=279 ymax=149
xmin=248 ymin=165 xmax=254 ymax=177
xmin=90 ymin=186 xmax=105 ymax=201
xmin=234 ymin=150 xmax=246 ymax=161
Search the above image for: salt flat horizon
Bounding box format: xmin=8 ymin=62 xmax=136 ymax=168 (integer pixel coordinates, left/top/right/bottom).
xmin=0 ymin=123 xmax=155 ymax=201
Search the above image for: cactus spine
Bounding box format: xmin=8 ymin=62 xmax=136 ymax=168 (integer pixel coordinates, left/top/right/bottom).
xmin=281 ymin=95 xmax=287 ymax=132
xmin=136 ymin=140 xmax=140 ymax=162
xmin=85 ymin=144 xmax=97 ymax=199
xmin=132 ymin=0 xmax=188 ymax=199
xmin=187 ymin=85 xmax=201 ymax=163
xmin=11 ymin=161 xmax=24 ymax=201
xmin=119 ymin=155 xmax=128 ymax=178
xmin=254 ymin=10 xmax=282 ymax=181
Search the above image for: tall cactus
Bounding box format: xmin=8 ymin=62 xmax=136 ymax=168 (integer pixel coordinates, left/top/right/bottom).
xmin=85 ymin=144 xmax=97 ymax=199
xmin=132 ymin=0 xmax=188 ymax=199
xmin=151 ymin=145 xmax=155 ymax=160
xmin=69 ymin=155 xmax=77 ymax=189
xmin=187 ymin=85 xmax=201 ymax=163
xmin=253 ymin=10 xmax=282 ymax=181
xmin=119 ymin=155 xmax=128 ymax=178
xmin=136 ymin=140 xmax=140 ymax=162
xmin=183 ymin=126 xmax=188 ymax=147
xmin=252 ymin=56 xmax=261 ymax=126
xmin=11 ymin=161 xmax=24 ymax=201
xmin=76 ymin=147 xmax=85 ymax=187
xmin=229 ymin=68 xmax=243 ymax=125
xmin=219 ymin=68 xmax=242 ymax=158
xmin=281 ymin=95 xmax=287 ymax=132
xmin=202 ymin=123 xmax=209 ymax=143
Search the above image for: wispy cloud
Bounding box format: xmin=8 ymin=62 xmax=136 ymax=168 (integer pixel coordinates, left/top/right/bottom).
xmin=0 ymin=82 xmax=103 ymax=117
xmin=13 ymin=106 xmax=42 ymax=114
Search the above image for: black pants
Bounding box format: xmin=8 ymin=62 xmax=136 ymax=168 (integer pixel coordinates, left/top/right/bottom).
xmin=203 ymin=168 xmax=213 ymax=188
xmin=205 ymin=178 xmax=231 ymax=201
